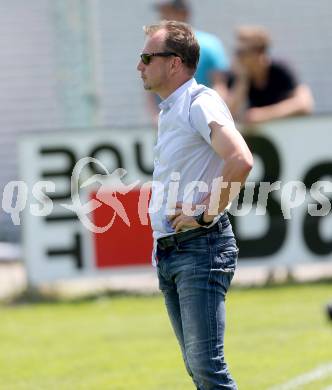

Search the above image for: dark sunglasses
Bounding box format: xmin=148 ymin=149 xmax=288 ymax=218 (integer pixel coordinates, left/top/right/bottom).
xmin=140 ymin=51 xmax=181 ymax=65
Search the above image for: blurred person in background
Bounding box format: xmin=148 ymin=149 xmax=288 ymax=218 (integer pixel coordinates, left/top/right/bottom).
xmin=137 ymin=20 xmax=253 ymax=389
xmin=228 ymin=25 xmax=314 ymax=126
xmin=146 ymin=0 xmax=230 ymax=125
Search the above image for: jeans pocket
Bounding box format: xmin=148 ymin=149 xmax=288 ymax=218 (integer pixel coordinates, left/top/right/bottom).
xmin=208 ymin=249 xmax=238 ymax=291
xmin=211 ymin=249 xmax=238 ymax=273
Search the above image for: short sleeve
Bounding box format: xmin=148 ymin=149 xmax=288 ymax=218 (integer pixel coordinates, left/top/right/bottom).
xmin=248 ymin=61 xmax=299 ymax=107
xmin=189 ymin=93 xmax=235 ymax=144
xmin=274 ymin=61 xmax=298 ymax=91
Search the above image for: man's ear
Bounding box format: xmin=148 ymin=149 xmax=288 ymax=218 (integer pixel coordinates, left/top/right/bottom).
xmin=170 ymin=56 xmax=183 ymax=74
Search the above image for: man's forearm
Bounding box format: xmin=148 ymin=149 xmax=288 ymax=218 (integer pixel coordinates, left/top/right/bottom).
xmin=203 ymin=155 xmax=252 ymax=220
xmin=228 ymin=78 xmax=249 ymax=120
xmin=248 ymin=85 xmax=314 ymax=123
xmin=210 ymin=71 xmax=229 ymax=100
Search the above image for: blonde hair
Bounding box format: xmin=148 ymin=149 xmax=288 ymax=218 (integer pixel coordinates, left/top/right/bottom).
xmin=236 ymin=25 xmax=271 ymax=52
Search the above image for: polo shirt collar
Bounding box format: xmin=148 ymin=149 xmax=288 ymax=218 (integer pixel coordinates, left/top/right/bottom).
xmin=159 ymin=78 xmax=197 ymax=111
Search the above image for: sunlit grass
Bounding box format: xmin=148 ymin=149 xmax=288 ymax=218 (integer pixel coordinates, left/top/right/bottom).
xmin=0 ymin=283 xmax=331 ymax=389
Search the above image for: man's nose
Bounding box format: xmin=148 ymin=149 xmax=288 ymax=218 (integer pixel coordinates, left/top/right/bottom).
xmin=137 ymin=60 xmax=144 ymax=71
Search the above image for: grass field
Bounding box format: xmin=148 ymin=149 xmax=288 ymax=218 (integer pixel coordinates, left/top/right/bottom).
xmin=0 ymin=282 xmax=331 ymax=390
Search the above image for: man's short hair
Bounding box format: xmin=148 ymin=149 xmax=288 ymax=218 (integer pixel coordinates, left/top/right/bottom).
xmin=144 ymin=20 xmax=200 ymax=74
xmin=236 ymin=25 xmax=271 ymax=53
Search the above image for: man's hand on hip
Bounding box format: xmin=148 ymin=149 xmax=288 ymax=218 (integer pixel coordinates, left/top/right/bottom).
xmin=168 ymin=202 xmax=214 ymax=233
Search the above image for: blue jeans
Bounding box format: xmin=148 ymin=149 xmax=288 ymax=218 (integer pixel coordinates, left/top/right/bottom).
xmin=156 ymin=214 xmax=238 ymax=390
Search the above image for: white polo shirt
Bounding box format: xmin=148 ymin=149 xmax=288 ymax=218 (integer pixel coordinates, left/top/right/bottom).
xmin=149 ymin=78 xmax=236 ymax=244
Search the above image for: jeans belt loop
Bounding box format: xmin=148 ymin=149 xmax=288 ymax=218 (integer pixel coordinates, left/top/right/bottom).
xmin=173 ymin=235 xmax=179 ymax=250
xmin=219 ymin=217 xmax=223 ymax=232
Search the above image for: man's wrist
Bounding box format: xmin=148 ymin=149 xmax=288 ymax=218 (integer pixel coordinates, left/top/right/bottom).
xmin=194 ymin=210 xmax=214 ymax=226
xmin=203 ymin=211 xmax=215 ymax=224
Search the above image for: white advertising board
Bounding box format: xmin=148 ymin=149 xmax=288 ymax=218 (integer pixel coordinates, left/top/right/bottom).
xmin=17 ymin=117 xmax=332 ymax=286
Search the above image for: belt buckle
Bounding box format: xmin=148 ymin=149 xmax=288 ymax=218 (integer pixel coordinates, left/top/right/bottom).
xmin=157 ymin=237 xmax=168 ymax=250
xmin=158 ymin=234 xmax=177 ymax=250
xmin=158 ymin=239 xmax=167 ymax=250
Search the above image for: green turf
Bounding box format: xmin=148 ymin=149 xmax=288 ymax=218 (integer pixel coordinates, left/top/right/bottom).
xmin=0 ymin=283 xmax=331 ymax=390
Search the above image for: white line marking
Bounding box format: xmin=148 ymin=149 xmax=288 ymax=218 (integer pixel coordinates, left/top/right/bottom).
xmin=268 ymin=363 xmax=332 ymax=390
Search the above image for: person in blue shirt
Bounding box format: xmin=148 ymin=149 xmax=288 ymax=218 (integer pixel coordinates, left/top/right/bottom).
xmin=194 ymin=29 xmax=229 ymax=93
xmin=146 ymin=0 xmax=229 ymax=125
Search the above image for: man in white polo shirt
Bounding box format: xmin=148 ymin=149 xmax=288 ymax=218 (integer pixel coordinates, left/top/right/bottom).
xmin=137 ymin=20 xmax=253 ymax=389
